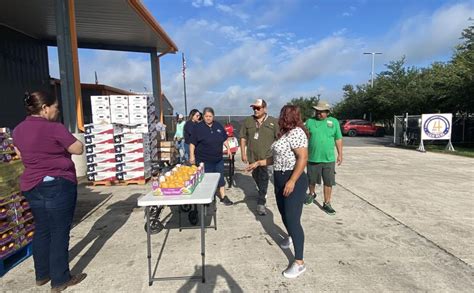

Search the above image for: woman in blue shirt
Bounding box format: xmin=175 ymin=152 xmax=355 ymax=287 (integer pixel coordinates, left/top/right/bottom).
xmin=189 ymin=107 xmax=233 ymax=206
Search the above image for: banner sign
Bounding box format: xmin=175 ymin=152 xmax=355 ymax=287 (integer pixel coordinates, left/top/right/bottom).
xmin=421 ymin=113 xmax=452 ymax=140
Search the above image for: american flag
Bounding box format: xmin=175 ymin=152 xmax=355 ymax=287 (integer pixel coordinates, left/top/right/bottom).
xmin=182 ymin=53 xmax=186 ymax=79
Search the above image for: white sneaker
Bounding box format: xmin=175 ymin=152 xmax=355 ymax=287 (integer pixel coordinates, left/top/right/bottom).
xmin=283 ymin=261 xmax=306 ymax=279
xmin=280 ymin=236 xmax=293 ymax=249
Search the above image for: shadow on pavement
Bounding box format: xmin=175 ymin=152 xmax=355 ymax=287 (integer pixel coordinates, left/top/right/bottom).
xmin=177 ymin=264 xmax=243 ymax=293
xmin=69 ymin=193 xmax=141 ymax=274
xmin=72 ymin=180 xmax=113 ymax=227
xmin=233 ymin=172 xmax=294 ymax=264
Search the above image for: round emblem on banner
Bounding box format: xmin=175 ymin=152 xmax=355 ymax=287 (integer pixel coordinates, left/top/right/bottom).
xmin=423 ymin=115 xmax=450 ymax=139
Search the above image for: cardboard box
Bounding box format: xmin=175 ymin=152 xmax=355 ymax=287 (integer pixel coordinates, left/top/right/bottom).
xmin=115 ymin=161 xmax=151 ymax=173
xmin=128 ymin=95 xmax=148 ymax=106
xmin=111 ymin=113 xmax=129 ymax=124
xmin=91 ymin=104 xmax=110 ymax=113
xmin=87 ymin=171 xmax=117 ymax=182
xmin=158 ymin=141 xmax=174 ymax=147
xmin=129 ymin=113 xmax=148 ymax=124
xmin=116 ymin=170 xmax=151 ymax=181
xmin=114 ymin=143 xmax=147 ymax=154
xmin=157 ymin=152 xmax=176 ymax=160
xmin=84 ymin=133 xmax=115 ymax=145
xmin=86 ymin=162 xmax=117 ymax=174
xmin=115 ymin=152 xmax=150 ymax=163
xmin=84 ymin=123 xmax=114 ymax=135
xmin=86 ymin=153 xmax=116 ymax=164
xmin=85 ymin=143 xmax=115 ymax=155
xmin=109 ymin=95 xmax=129 ymax=105
xmin=92 ymin=114 xmax=111 ymax=124
xmin=113 ymin=133 xmax=149 ymax=144
xmin=91 ymin=96 xmax=110 ymax=108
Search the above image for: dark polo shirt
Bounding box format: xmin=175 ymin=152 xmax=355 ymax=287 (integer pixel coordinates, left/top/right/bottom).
xmin=239 ymin=115 xmax=279 ymax=163
xmin=190 ymin=121 xmax=227 ymax=163
xmin=12 ymin=116 xmax=77 ymax=191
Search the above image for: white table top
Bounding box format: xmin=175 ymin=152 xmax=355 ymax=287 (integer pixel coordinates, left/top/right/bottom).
xmin=137 ymin=173 xmax=220 ymax=206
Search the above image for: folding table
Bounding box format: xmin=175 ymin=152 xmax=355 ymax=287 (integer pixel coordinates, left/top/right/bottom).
xmin=137 ymin=173 xmax=220 ymax=285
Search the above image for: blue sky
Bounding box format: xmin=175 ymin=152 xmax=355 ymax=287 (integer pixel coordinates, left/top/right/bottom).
xmin=48 ymin=0 xmax=474 ymax=116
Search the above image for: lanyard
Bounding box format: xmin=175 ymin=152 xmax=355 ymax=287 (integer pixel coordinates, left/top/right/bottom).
xmin=255 ymin=114 xmax=268 ymax=129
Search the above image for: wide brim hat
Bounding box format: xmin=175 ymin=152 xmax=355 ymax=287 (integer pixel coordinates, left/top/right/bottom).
xmin=312 ymin=100 xmax=331 ymax=111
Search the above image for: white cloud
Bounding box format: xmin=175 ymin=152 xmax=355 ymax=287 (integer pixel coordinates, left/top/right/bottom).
xmin=192 ymin=0 xmax=213 ymax=8
xmin=382 ymin=3 xmax=474 ymax=63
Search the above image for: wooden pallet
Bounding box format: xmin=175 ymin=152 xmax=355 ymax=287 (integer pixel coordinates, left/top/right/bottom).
xmin=91 ymin=180 xmax=119 ymax=186
xmin=90 ymin=178 xmax=149 ymax=186
xmin=117 ymin=178 xmax=149 ymax=186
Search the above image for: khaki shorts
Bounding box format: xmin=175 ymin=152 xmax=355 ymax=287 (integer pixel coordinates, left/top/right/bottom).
xmin=307 ymin=162 xmax=336 ymax=186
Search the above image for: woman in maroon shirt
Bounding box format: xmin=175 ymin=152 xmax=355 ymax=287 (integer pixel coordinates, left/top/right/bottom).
xmin=13 ymin=91 xmax=86 ymax=291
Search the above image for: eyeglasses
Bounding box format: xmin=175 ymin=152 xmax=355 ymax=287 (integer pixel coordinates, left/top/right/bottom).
xmin=252 ymin=106 xmax=263 ymax=111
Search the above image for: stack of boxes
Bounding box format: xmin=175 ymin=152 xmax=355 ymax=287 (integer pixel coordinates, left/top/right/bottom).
xmin=87 ymin=95 xmax=159 ymax=183
xmin=157 ymin=141 xmax=177 ymax=164
xmin=0 ymin=128 xmax=33 ymax=275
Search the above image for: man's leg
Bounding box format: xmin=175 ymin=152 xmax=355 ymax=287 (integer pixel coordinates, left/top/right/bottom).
xmin=253 ymin=166 xmax=269 ymax=215
xmin=321 ymin=162 xmax=336 ymax=215
xmin=305 ymin=163 xmax=320 ymax=205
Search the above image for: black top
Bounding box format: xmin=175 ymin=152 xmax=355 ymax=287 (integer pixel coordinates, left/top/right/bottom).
xmin=190 ymin=121 xmax=228 ymax=163
xmin=184 ymin=120 xmax=197 ymax=144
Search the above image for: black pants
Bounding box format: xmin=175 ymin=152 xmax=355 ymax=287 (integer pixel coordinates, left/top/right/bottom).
xmin=22 ymin=177 xmax=77 ymax=287
xmin=274 ymin=170 xmax=308 ymax=260
xmin=252 ymin=166 xmax=269 ymax=205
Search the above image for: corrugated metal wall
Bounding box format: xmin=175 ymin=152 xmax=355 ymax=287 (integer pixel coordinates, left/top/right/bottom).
xmin=0 ymin=25 xmax=50 ymax=128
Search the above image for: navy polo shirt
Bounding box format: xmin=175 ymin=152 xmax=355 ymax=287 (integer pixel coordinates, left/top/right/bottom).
xmin=190 ymin=121 xmax=227 ymax=163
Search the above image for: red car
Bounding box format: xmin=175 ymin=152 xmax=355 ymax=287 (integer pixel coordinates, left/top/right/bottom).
xmin=341 ymin=119 xmax=385 ymax=137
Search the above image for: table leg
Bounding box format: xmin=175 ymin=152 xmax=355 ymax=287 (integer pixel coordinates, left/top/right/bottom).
xmin=146 ymin=206 xmax=153 ymax=286
xmin=201 ymin=204 xmax=205 ymax=283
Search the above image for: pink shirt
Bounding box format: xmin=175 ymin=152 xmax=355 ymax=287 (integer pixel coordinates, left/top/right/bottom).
xmin=13 ymin=116 xmax=78 ymax=191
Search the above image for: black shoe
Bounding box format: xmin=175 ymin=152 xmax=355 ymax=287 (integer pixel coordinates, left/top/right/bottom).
xmin=322 ymin=202 xmax=336 ymax=215
xmin=305 ymin=193 xmax=316 ymax=205
xmin=220 ymin=196 xmax=233 ymax=206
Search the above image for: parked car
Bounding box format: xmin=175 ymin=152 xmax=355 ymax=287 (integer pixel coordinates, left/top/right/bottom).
xmin=341 ymin=119 xmax=385 ymax=137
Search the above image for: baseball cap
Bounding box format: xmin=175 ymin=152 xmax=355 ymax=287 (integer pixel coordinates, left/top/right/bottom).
xmin=178 ymin=114 xmax=184 ymax=119
xmin=250 ymin=99 xmax=267 ymax=108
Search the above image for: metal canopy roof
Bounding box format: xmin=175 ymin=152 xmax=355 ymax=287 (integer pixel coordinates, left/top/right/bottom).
xmin=0 ymin=0 xmax=178 ymax=53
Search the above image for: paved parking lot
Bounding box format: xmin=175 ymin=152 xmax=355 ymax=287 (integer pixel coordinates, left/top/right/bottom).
xmin=1 ymin=138 xmax=473 ymax=292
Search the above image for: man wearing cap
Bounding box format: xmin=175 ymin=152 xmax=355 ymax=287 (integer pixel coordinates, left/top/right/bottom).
xmin=305 ymin=100 xmax=343 ymax=215
xmin=240 ymin=99 xmax=279 ymax=216
xmin=174 ymin=113 xmax=186 ymax=163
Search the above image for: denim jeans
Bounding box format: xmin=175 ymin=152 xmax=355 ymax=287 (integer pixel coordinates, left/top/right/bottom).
xmin=175 ymin=139 xmax=185 ymax=163
xmin=198 ymin=159 xmax=226 ymax=187
xmin=183 ymin=143 xmax=190 ymax=162
xmin=22 ymin=177 xmax=78 ymax=287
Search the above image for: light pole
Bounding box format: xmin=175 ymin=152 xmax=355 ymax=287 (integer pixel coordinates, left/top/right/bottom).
xmin=363 ymin=52 xmax=382 ymax=87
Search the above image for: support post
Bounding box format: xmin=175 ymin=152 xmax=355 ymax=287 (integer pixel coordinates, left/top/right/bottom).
xmin=55 ymin=0 xmax=83 ymax=132
xmin=150 ymin=50 xmax=162 ymax=121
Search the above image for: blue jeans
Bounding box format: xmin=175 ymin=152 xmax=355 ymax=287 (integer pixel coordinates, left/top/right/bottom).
xmin=198 ymin=159 xmax=225 ymax=187
xmin=22 ymin=177 xmax=78 ymax=287
xmin=183 ymin=143 xmax=190 ymax=161
xmin=175 ymin=139 xmax=185 ymax=163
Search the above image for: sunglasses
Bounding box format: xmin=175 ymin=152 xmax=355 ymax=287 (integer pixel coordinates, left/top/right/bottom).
xmin=252 ymin=106 xmax=263 ymax=111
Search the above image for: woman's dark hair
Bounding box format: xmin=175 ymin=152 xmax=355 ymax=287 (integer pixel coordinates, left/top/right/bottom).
xmin=278 ymin=105 xmax=309 ymax=139
xmin=24 ymin=91 xmax=57 ymax=115
xmin=188 ymin=109 xmax=201 ymax=121
xmin=202 ymin=107 xmax=215 ymax=116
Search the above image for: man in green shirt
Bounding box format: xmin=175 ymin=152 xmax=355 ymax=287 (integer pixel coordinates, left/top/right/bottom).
xmin=240 ymin=99 xmax=279 ymax=216
xmin=305 ymin=101 xmax=343 ymax=215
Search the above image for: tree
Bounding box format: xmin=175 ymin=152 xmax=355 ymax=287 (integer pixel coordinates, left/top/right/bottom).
xmin=286 ymin=96 xmax=319 ymax=121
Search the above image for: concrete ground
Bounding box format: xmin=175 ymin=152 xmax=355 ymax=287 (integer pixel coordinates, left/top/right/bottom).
xmin=1 ymin=138 xmax=473 ymax=292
